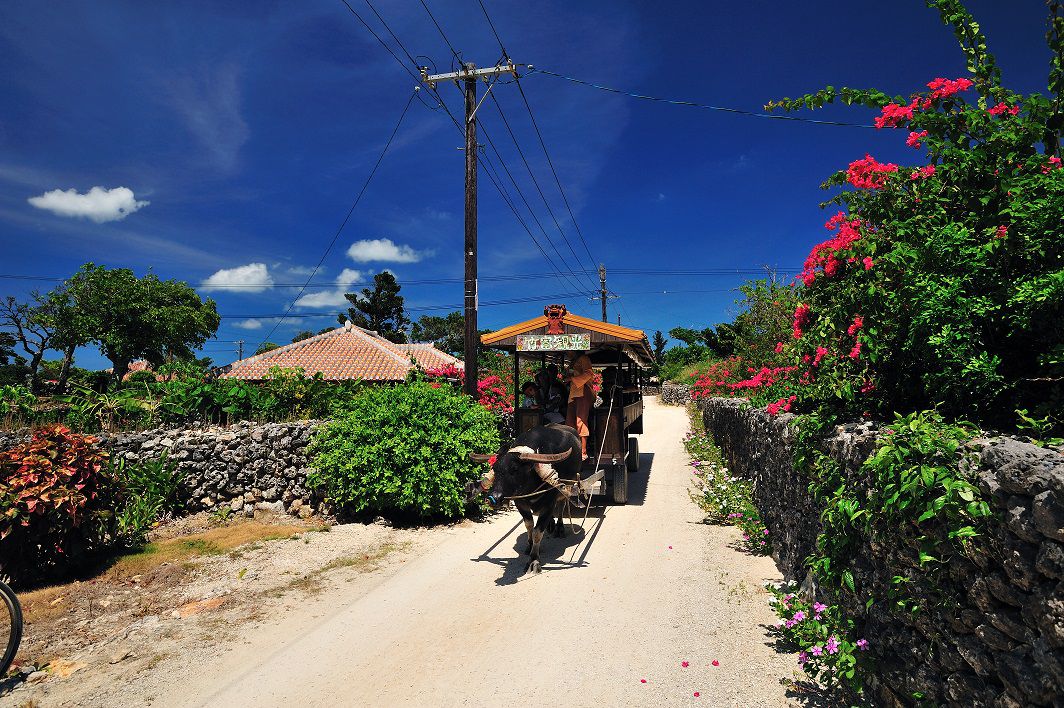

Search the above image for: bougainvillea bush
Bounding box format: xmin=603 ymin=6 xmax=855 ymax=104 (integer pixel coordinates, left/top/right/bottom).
xmin=0 ymin=426 xmax=119 ymax=587
xmin=763 ymin=0 xmax=1064 ymax=433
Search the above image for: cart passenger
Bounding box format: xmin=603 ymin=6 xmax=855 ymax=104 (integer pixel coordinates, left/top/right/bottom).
xmin=565 ymin=353 xmax=596 ymax=460
xmin=520 ymin=381 xmax=540 ymax=409
xmin=535 ymin=364 xmax=567 ymax=424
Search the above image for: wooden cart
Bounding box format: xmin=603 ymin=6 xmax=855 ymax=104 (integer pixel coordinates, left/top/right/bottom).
xmin=481 ymin=304 xmax=654 ymax=504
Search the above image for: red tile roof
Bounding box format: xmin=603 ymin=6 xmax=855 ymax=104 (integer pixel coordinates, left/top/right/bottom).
xmin=396 ymin=343 xmax=463 ymax=371
xmin=220 ymin=324 xmax=459 ymax=381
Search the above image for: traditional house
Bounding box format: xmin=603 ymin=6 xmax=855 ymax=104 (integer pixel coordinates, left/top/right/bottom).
xmin=219 ymin=322 xmax=460 ymax=382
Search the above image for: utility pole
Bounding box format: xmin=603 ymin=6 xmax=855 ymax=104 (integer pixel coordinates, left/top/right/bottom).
xmin=421 ymin=60 xmax=518 ymax=398
xmin=236 ymin=340 xmax=244 ymax=361
xmin=591 ymin=263 xmax=618 ymax=323
xmin=598 ymin=264 xmax=608 ymax=322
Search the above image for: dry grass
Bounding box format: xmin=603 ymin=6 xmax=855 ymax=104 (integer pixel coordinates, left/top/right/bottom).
xmin=281 ymin=541 xmax=409 ymax=595
xmin=19 ymin=521 xmax=309 ymax=623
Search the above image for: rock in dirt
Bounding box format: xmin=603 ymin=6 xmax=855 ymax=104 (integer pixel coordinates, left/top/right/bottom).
xmin=26 ymin=671 xmax=47 ymax=684
xmin=109 ymin=648 xmax=134 ymax=664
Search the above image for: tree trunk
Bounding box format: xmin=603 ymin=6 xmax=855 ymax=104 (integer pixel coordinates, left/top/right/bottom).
xmin=58 ymin=343 xmax=76 ymax=390
xmin=107 ymin=352 xmax=130 ymax=388
xmin=26 ymin=351 xmax=44 ymax=393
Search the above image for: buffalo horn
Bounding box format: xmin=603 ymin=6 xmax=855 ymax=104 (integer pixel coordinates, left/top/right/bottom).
xmin=517 ymin=449 xmax=573 ymax=463
xmin=470 ymin=453 xmax=494 ymax=463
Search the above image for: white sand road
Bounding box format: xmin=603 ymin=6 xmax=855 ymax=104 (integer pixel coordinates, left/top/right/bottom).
xmin=150 ymin=398 xmax=799 ymax=708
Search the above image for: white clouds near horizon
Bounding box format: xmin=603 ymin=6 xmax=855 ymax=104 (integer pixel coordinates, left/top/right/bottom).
xmin=201 ymin=262 xmax=273 ymax=292
xmin=27 ymin=186 xmax=149 ymax=223
xmin=346 ymin=238 xmax=425 ymax=264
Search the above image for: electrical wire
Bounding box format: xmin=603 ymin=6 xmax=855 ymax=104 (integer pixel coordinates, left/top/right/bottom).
xmin=524 ymin=67 xmax=876 ymax=129
xmin=255 ymin=89 xmax=418 ymax=350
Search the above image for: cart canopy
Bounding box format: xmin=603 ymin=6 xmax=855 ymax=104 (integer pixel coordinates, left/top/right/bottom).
xmin=481 ymin=304 xmax=654 ymax=367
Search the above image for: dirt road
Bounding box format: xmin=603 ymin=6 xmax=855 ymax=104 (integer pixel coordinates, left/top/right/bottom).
xmin=145 ymin=397 xmax=797 ymax=707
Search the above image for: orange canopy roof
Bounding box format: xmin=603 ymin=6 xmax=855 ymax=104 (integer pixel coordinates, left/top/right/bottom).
xmin=481 ymin=308 xmax=653 ymax=365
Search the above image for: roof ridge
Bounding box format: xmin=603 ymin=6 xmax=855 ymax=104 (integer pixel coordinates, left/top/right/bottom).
xmin=348 ymin=326 xmax=412 ymax=367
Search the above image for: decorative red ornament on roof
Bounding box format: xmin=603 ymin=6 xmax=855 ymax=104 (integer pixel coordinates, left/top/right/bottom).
xmin=544 ymin=304 xmax=567 ymax=334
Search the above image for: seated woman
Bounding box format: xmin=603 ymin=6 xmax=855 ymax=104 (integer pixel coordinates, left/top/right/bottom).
xmin=535 ymin=364 xmax=567 ymax=424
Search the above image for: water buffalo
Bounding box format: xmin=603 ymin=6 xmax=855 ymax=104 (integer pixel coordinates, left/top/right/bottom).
xmin=471 ymin=425 xmax=587 ymax=575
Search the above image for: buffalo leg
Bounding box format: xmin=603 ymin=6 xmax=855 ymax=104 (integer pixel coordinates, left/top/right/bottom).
xmin=518 ymin=505 xmax=534 ymax=555
xmin=525 ymin=512 xmax=553 ymax=575
xmin=553 ymin=498 xmax=567 ymax=538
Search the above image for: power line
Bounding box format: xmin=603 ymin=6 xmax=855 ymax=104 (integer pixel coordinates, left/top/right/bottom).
xmin=524 ymin=67 xmax=876 ymax=129
xmin=255 ymin=88 xmax=419 ymax=350
xmin=475 ymin=0 xmax=508 ymax=57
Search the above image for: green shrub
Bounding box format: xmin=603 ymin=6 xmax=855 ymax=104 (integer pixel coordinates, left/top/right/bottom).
xmin=0 ymin=383 xmax=36 ymax=420
xmin=0 ymin=425 xmax=119 ymax=587
xmin=124 ymin=370 xmax=158 ymax=385
xmin=308 ymin=380 xmax=500 ymax=519
xmin=109 ymin=455 xmax=182 ymax=546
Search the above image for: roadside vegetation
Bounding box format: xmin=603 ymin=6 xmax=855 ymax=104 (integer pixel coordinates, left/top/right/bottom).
xmin=679 ymin=1 xmax=1064 ymax=701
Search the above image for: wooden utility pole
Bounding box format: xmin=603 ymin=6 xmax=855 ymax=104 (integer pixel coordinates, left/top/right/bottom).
xmin=463 ymin=67 xmax=479 ymax=397
xmin=421 ymin=60 xmax=518 ymax=398
xmin=237 ymin=340 xmax=244 ymax=360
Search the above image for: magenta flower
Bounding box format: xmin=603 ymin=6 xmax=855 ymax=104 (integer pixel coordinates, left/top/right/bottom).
xmin=792 ymin=611 xmax=806 ymax=622
xmin=811 ymin=646 xmax=823 ymax=657
xmin=856 ymin=638 xmax=869 ymax=651
xmin=826 ymin=636 xmax=840 ymax=654
xmin=798 ymin=651 xmax=809 ymax=666
xmin=813 ymin=602 xmax=827 ymax=615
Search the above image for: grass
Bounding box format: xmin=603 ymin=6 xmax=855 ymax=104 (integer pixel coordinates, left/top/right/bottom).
xmin=18 ymin=521 xmax=312 ymax=624
xmin=281 ymin=541 xmax=410 ymax=595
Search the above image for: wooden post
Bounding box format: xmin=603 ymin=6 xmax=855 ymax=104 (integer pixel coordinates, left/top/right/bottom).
xmin=598 ymin=264 xmax=608 ymax=322
xmin=463 ymin=65 xmax=478 ymax=398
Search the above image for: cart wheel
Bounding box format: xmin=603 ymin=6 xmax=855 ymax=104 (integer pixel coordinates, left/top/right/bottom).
xmin=612 ymin=462 xmax=628 ymax=505
xmin=626 ymin=437 xmax=640 ymax=474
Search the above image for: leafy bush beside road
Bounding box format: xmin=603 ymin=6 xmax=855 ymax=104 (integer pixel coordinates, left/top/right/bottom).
xmin=309 ymin=380 xmax=500 ymax=520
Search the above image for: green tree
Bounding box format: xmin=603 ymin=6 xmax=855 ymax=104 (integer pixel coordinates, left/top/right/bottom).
xmin=410 ymin=311 xmax=465 ymax=356
xmin=64 ymin=264 xmax=221 ymax=383
xmin=652 ymin=331 xmax=668 ymax=365
xmin=255 ymin=342 xmax=280 ymax=355
xmin=0 ymin=295 xmax=53 ymax=391
xmin=291 ymin=331 xmax=314 ymax=343
xmin=0 ymin=331 xmax=19 ymax=366
xmin=340 ymin=271 xmax=409 ymax=344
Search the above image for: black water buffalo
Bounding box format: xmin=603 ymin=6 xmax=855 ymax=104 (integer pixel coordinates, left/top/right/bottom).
xmin=471 ymin=425 xmax=585 ymax=575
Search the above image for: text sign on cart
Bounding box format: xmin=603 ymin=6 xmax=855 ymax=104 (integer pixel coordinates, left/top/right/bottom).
xmin=516 ymin=333 xmax=591 ymax=352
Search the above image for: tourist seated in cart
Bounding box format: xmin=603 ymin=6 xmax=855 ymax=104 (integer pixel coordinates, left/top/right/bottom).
xmin=520 ymin=381 xmax=540 ymax=409
xmin=564 ymin=353 xmax=596 ymax=460
xmin=534 ymin=364 xmax=567 ymax=424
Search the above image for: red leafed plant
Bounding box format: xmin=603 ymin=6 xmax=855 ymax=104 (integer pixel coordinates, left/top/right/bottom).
xmin=0 ymin=425 xmax=119 ymax=587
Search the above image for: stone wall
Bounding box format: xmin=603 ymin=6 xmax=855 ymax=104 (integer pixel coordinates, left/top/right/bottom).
xmin=700 ymin=396 xmax=1063 ymax=707
xmin=660 ymin=382 xmax=691 ymax=406
xmin=2 ymin=422 xmax=325 ymax=518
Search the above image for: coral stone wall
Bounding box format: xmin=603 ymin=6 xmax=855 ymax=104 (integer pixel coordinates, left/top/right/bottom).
xmin=700 ymin=396 xmax=1064 ymax=707
xmin=1 ymin=422 xmax=325 ymax=518
xmin=660 ymin=382 xmax=691 ymax=406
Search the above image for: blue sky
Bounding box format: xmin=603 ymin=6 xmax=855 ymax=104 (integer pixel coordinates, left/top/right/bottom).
xmin=0 ymin=1 xmax=1052 ymax=368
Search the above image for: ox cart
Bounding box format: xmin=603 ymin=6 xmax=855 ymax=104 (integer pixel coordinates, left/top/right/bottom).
xmin=481 ymin=304 xmax=653 ymax=504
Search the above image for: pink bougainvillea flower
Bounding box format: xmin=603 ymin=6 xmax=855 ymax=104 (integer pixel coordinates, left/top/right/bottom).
xmin=711 ymin=660 xmax=719 ymax=667
xmin=988 ymin=103 xmax=1020 ymax=117
xmin=1043 ymin=156 xmax=1062 ymax=174
xmin=774 ymin=341 xmax=785 ymax=354
xmin=846 ymin=154 xmax=899 ymax=189
xmin=847 ymin=315 xmax=864 ymax=337
xmin=813 ymin=346 xmax=829 ymax=367
xmin=874 ymin=100 xmax=916 ymax=129
xmin=681 ymin=661 xmax=689 ymax=668
xmin=849 ymin=339 xmax=863 ymax=359
xmin=926 ymin=77 xmax=974 ymax=100
xmin=995 ymin=225 xmax=1008 ymax=239
xmin=640 ymin=679 xmax=647 ymax=684
xmin=910 ymin=164 xmax=936 ymax=180
xmin=906 ymin=130 xmax=928 ymax=148
xmin=668 ymin=545 xmax=673 ymax=549
xmin=862 ymin=256 xmax=874 ymax=270
xmin=856 ymin=638 xmax=869 ymax=651
xmin=693 ymin=692 xmax=700 ymax=698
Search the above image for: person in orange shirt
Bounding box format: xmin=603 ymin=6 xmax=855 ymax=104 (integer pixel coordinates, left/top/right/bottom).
xmin=565 ymin=353 xmax=595 ymax=460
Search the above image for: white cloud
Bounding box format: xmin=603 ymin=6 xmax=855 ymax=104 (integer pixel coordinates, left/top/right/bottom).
xmin=233 ymin=318 xmax=264 ymax=330
xmin=166 ymin=62 xmax=248 ymax=172
xmin=27 ymin=186 xmax=149 ymax=223
xmin=201 ymin=263 xmax=273 ymax=292
xmin=294 ymin=268 xmax=361 ymax=309
xmin=346 ymin=238 xmax=425 ymax=264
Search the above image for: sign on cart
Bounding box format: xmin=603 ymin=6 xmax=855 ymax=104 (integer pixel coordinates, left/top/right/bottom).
xmin=516 ymin=334 xmax=591 ymax=352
